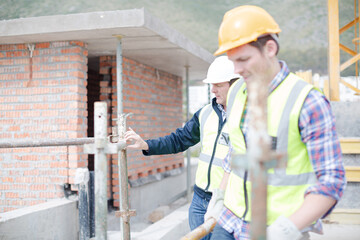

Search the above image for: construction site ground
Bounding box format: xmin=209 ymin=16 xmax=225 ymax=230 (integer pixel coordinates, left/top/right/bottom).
xmin=107 ymin=195 xmax=360 ymax=240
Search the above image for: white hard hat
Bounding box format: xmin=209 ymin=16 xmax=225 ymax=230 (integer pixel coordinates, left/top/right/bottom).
xmin=203 ymin=56 xmax=240 ymax=84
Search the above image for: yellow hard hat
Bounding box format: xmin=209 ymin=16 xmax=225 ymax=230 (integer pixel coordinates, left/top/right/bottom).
xmin=215 ymin=5 xmax=281 ymax=56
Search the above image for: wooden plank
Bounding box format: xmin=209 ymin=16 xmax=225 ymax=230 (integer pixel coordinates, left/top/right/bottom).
xmin=345 ymin=166 xmax=360 ymax=182
xmin=339 ymin=17 xmax=360 ymax=34
xmin=295 ymin=70 xmax=312 ymax=84
xmin=340 ymin=53 xmax=360 ymax=71
xmin=340 ymin=138 xmax=360 ymax=154
xmin=325 ymin=208 xmax=360 ymax=224
xmin=323 ymin=78 xmax=330 ymax=99
xmin=340 ymin=78 xmax=360 ymax=93
xmin=328 ymin=0 xmax=340 ymax=101
xmin=340 ymin=43 xmax=357 ymax=56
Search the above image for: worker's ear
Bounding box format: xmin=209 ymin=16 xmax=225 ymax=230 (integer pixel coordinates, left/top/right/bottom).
xmin=264 ymin=40 xmax=278 ymax=58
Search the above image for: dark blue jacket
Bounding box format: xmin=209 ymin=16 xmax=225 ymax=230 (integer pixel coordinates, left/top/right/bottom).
xmin=143 ymin=98 xmax=225 ymax=156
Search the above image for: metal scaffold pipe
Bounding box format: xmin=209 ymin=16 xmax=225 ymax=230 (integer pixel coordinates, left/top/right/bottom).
xmin=115 ymin=35 xmax=136 ymax=240
xmin=0 ymin=138 xmax=95 ymax=148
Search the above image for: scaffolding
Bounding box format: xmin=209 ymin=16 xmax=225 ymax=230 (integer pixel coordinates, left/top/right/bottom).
xmin=328 ymin=0 xmax=360 ymax=100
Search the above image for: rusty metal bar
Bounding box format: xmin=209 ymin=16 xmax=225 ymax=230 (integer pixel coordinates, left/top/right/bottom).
xmin=180 ymin=217 xmax=216 ymax=240
xmin=116 ymin=113 xmax=133 ymax=240
xmin=94 ymin=102 xmax=108 ymax=240
xmin=246 ymin=77 xmax=272 ymax=239
xmin=0 ymin=138 xmax=95 ymax=149
xmin=115 ymin=36 xmax=135 ymax=240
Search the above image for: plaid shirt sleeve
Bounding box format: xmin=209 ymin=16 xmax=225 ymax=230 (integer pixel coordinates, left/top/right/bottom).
xmin=299 ymin=90 xmax=346 ymax=208
xmin=223 ymin=144 xmax=233 ymax=173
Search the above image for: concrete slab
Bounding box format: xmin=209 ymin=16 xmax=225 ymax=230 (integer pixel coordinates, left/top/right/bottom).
xmin=0 ymin=198 xmax=78 ymax=240
xmin=310 ymin=224 xmax=360 ymax=240
xmin=0 ymin=9 xmax=214 ymax=81
xmin=108 ymin=200 xmax=360 ymax=240
xmin=108 ymin=203 xmax=190 ymax=240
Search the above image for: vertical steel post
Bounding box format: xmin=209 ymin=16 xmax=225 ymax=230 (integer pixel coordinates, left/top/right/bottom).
xmin=185 ymin=65 xmax=192 ymax=202
xmin=94 ymin=102 xmax=108 ymax=240
xmin=116 ymin=36 xmax=124 ymax=115
xmin=116 ymin=35 xmax=132 ymax=240
xmin=247 ymin=78 xmax=271 ymax=240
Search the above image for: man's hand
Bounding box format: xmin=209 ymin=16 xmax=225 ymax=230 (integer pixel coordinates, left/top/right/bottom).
xmin=204 ymin=188 xmax=225 ymax=221
xmin=124 ymin=127 xmax=149 ymax=150
xmin=267 ymin=216 xmax=302 ymax=240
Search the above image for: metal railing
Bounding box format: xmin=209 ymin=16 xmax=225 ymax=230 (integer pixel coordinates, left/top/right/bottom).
xmin=1 ymin=101 xmax=133 ymax=240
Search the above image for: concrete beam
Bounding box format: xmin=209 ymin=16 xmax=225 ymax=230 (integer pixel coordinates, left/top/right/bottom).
xmin=0 ymin=9 xmax=214 ymax=81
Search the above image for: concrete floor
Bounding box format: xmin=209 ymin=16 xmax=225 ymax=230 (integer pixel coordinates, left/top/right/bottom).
xmin=310 ymin=224 xmax=360 ymax=240
xmin=108 ymin=199 xmax=360 ymax=240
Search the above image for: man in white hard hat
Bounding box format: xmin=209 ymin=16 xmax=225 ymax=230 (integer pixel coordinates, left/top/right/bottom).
xmin=125 ymin=56 xmax=240 ymax=240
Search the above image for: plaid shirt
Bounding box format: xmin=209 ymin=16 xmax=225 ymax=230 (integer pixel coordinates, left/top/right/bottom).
xmin=220 ymin=61 xmax=346 ymax=239
xmin=217 ymin=103 xmax=226 ymax=121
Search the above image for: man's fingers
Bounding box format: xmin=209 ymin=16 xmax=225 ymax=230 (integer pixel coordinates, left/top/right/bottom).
xmin=124 ymin=131 xmax=136 ymax=139
xmin=125 ymin=135 xmax=136 ymax=142
xmin=126 ymin=145 xmax=136 ymax=149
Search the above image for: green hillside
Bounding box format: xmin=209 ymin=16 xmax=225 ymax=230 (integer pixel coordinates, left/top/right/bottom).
xmin=0 ymin=0 xmax=356 ymax=74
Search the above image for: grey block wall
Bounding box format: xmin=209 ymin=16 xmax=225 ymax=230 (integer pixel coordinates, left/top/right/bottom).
xmin=331 ymin=102 xmax=360 ymax=137
xmin=331 ymin=102 xmax=360 ymax=209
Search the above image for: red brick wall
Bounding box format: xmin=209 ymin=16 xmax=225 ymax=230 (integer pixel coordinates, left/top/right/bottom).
xmin=0 ymin=41 xmax=88 ymax=212
xmin=99 ymin=56 xmax=184 ymax=207
xmin=0 ymin=41 xmax=184 ymax=212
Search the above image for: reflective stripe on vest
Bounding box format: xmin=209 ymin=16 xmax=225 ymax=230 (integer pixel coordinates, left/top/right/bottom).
xmin=195 ymin=104 xmax=229 ymax=192
xmin=224 ymin=73 xmax=317 ymax=225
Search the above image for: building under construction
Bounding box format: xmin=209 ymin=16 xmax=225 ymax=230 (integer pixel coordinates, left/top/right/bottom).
xmin=0 ymin=1 xmax=360 ymax=239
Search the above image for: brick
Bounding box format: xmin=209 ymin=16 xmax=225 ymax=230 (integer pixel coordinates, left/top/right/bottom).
xmin=36 ymin=42 xmax=50 ymax=49
xmin=5 ymin=192 xmax=19 ymax=198
xmin=0 ymin=42 xmax=184 ymax=212
xmin=30 ymin=184 xmax=48 ymax=191
xmin=2 ymin=177 xmax=14 ymax=183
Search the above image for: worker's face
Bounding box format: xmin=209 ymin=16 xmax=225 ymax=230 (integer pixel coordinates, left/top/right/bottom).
xmin=227 ymin=43 xmax=272 ymax=85
xmin=211 ymin=81 xmax=230 ymax=107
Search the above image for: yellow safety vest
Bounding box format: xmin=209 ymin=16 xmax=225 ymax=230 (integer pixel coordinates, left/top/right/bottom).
xmin=225 ymin=73 xmax=317 ymax=225
xmin=195 ymin=104 xmax=229 ymax=192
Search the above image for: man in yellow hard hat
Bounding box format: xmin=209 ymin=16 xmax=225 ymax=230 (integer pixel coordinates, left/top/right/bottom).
xmin=206 ymin=5 xmax=346 ymax=240
xmin=125 ymin=56 xmax=239 ymax=240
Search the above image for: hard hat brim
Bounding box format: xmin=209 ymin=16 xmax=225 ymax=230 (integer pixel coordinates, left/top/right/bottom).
xmin=203 ymin=73 xmax=240 ymax=84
